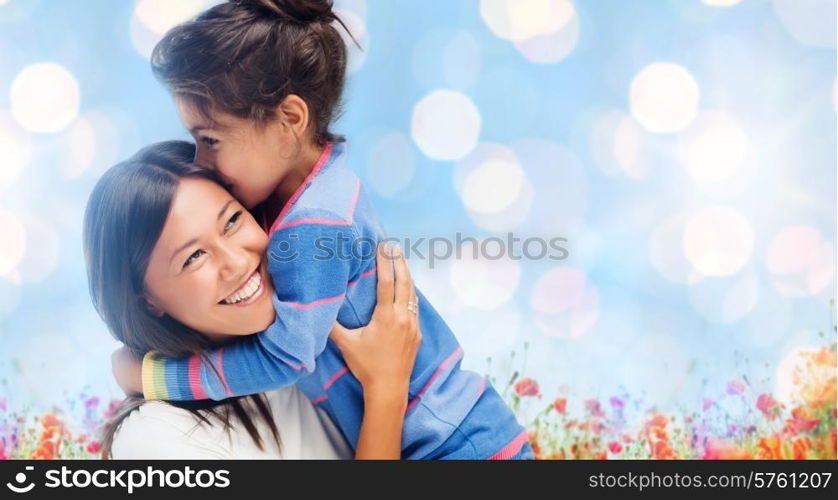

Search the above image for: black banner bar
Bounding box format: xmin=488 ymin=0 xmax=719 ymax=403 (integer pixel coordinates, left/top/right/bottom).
xmin=1 ymin=459 xmax=836 ymax=499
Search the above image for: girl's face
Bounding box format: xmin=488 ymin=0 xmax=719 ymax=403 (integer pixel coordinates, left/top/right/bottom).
xmin=143 ymin=177 xmax=276 ymax=340
xmin=177 ymin=99 xmax=294 ymax=210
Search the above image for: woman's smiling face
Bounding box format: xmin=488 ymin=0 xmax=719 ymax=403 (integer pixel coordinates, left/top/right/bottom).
xmin=143 ymin=177 xmax=276 ymax=341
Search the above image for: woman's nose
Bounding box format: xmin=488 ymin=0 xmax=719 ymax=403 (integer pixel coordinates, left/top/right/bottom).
xmin=218 ymin=246 xmax=250 ymax=283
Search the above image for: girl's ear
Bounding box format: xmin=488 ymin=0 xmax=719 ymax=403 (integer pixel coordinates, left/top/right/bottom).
xmin=276 ymin=94 xmax=310 ymax=137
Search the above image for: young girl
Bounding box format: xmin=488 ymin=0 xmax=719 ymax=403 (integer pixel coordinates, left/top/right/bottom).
xmin=119 ymin=0 xmax=532 ymax=459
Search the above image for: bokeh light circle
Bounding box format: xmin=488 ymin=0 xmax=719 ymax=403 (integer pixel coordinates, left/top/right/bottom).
xmin=0 ymin=275 xmax=21 ymax=320
xmin=0 ymin=114 xmax=31 ymax=193
xmin=411 ymin=89 xmax=481 ymax=161
xmin=462 ymin=159 xmax=524 ymax=214
xmin=413 ymin=29 xmax=481 ymax=91
xmin=512 ymin=8 xmax=579 ymax=64
xmin=629 ymin=62 xmax=700 ymax=133
xmin=773 ymin=344 xmax=827 ymax=408
xmin=680 ymin=110 xmax=748 ymax=183
xmin=531 ymin=266 xmax=600 ymax=338
xmin=510 ymin=138 xmax=588 ymax=236
xmin=773 ymin=0 xmax=836 ymax=49
xmin=366 ymin=132 xmax=416 ymax=197
xmin=334 ymin=6 xmax=368 ymax=73
xmin=443 ymin=32 xmax=481 ymax=89
xmin=62 ymin=116 xmax=97 ymax=179
xmin=687 ymin=268 xmax=759 ymax=324
xmin=480 ymin=0 xmax=574 ymax=41
xmin=0 ymin=133 xmax=25 ymax=187
xmin=135 ymin=0 xmax=212 ymax=35
xmin=131 ymin=0 xmax=218 ymax=59
xmin=702 ymin=0 xmax=743 ymax=6
xmin=448 ymin=239 xmax=521 ymax=310
xmin=81 ymin=110 xmax=123 ymax=176
xmin=589 ymin=110 xmax=651 ymax=178
xmin=766 ymin=225 xmax=835 ymax=297
xmin=446 ymin=305 xmax=523 ymax=362
xmin=649 ymin=212 xmax=704 ymax=284
xmin=683 ymin=206 xmax=754 ymax=277
xmin=10 ymin=62 xmax=80 ymax=133
xmin=453 ymin=143 xmax=533 ymax=232
xmin=15 ymin=213 xmax=61 ymax=284
xmin=0 ymin=209 xmax=26 ymax=276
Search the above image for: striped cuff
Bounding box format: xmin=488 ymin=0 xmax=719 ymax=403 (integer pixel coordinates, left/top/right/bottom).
xmin=488 ymin=430 xmax=530 ymax=460
xmin=141 ymin=352 xmax=168 ymax=400
xmin=142 ymin=352 xmax=205 ymax=401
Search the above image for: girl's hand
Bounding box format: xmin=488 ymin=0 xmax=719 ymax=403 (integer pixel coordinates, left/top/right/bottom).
xmin=329 ymin=243 xmax=422 ymax=398
xmin=112 ymin=346 xmax=143 ymax=397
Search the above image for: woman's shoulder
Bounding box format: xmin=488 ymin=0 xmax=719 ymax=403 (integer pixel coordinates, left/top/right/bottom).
xmin=110 ymin=395 xmax=286 ymax=460
xmin=109 ymin=400 xmax=228 ymax=459
xmin=110 ymin=387 xmax=350 ymax=460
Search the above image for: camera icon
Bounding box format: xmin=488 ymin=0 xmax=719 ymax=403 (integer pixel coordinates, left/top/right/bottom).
xmin=6 ymin=466 xmax=35 ymax=494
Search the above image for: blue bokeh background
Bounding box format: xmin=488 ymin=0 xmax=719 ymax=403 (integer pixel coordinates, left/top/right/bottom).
xmin=0 ymin=0 xmax=835 ymax=418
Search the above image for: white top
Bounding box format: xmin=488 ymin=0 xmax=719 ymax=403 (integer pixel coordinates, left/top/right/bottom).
xmin=111 ymin=386 xmax=353 ymax=459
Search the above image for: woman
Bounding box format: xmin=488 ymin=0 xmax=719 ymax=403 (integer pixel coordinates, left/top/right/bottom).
xmin=83 ymin=140 xmax=421 ymax=459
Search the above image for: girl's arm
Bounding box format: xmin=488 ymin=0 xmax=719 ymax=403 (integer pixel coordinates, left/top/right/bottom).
xmin=328 ymin=244 xmax=421 ymax=459
xmin=113 ymin=243 xmax=419 ymax=459
xmin=113 ymin=214 xmax=367 ymax=400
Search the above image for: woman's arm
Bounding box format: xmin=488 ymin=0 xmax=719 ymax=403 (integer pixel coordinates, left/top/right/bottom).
xmin=328 ymin=243 xmax=421 ymax=459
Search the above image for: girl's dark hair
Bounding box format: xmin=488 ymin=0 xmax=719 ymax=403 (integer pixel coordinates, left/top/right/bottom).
xmin=83 ymin=140 xmax=280 ymax=458
xmin=151 ymin=0 xmax=356 ymax=146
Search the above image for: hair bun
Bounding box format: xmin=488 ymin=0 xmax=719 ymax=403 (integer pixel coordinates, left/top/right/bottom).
xmin=234 ymin=0 xmax=335 ymax=23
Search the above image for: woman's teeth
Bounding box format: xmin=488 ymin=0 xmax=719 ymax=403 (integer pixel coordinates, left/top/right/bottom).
xmin=222 ymin=272 xmax=261 ymax=304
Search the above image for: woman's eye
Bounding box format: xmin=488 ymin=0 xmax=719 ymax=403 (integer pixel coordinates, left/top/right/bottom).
xmin=201 ymin=137 xmax=219 ymax=146
xmin=224 ymin=211 xmax=242 ymax=232
xmin=183 ymin=249 xmax=205 ymax=268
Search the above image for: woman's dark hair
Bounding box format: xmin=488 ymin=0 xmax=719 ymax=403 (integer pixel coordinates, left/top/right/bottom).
xmin=83 ymin=140 xmax=280 ymax=458
xmin=151 ymin=0 xmax=356 ymax=146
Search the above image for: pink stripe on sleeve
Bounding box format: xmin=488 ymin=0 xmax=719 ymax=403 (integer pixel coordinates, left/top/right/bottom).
xmin=273 ymin=217 xmax=351 ymax=232
xmin=216 ymin=349 xmax=234 ymax=398
xmin=347 ymin=179 xmax=361 ymax=220
xmin=282 ymin=360 xmax=306 ymax=371
xmin=286 ymin=292 xmax=346 ymax=310
xmin=323 ymin=366 xmax=348 ymax=390
xmin=311 ymin=395 xmax=329 ymax=405
xmin=476 ymin=376 xmax=487 ymax=400
xmin=188 ymin=356 xmax=208 ymax=400
xmin=348 ymin=266 xmax=377 ymax=287
xmin=405 ymin=346 xmax=464 ymax=414
xmin=488 ymin=430 xmax=530 ymax=460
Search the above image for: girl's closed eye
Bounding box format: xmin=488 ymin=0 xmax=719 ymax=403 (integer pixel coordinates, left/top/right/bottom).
xmin=201 ymin=136 xmax=219 ymax=147
xmin=224 ymin=210 xmax=242 ymax=232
